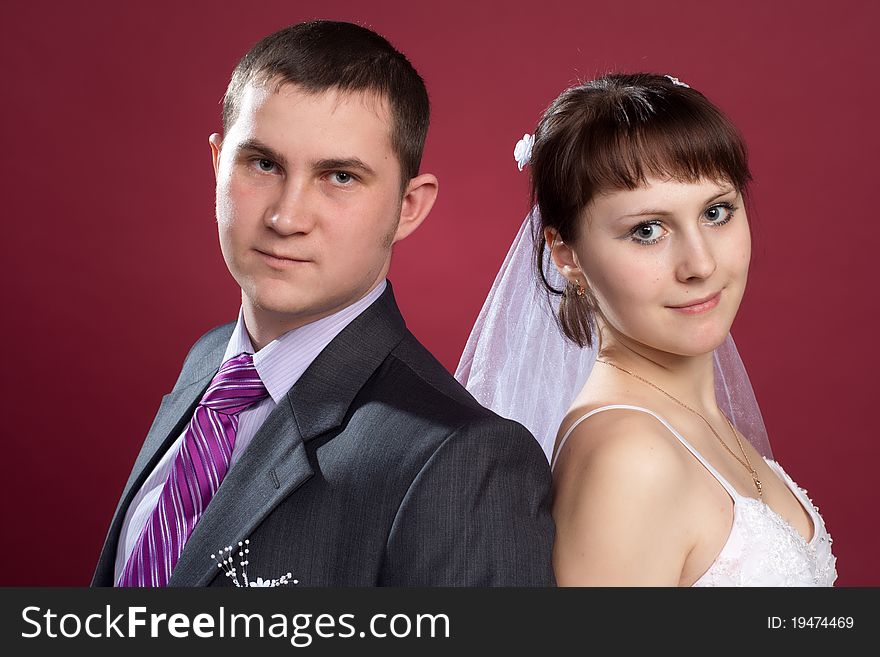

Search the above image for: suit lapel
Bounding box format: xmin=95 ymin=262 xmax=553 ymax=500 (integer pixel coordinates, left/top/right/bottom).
xmin=288 ymin=282 xmax=407 ymax=440
xmin=92 ymin=327 xmax=232 ymax=586
xmin=119 ymin=377 xmax=211 ymax=505
xmin=167 ymin=397 xmax=314 ymax=586
xmin=168 ymin=283 xmax=409 ymax=586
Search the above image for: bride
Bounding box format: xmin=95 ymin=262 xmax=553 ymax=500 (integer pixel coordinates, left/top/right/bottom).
xmin=456 ymin=73 xmax=837 ymax=586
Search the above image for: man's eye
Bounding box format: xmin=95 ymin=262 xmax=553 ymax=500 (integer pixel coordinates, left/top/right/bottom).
xmin=256 ymin=159 xmax=276 ymax=172
xmin=332 ymin=171 xmax=354 ymax=185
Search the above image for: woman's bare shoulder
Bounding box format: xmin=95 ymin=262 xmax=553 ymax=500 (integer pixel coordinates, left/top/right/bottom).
xmin=551 ymin=406 xmax=696 ymax=585
xmin=553 ymin=405 xmax=688 ymax=481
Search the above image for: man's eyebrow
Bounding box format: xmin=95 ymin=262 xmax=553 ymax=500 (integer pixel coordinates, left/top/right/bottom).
xmin=313 ymin=158 xmax=376 ymax=177
xmin=235 ymin=139 xmax=288 ymax=167
xmin=618 ymin=187 xmax=738 ymax=221
xmin=232 ymin=143 xmax=376 ymax=178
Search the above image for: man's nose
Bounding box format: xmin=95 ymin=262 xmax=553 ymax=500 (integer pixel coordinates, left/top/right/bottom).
xmin=264 ymin=178 xmax=315 ymax=235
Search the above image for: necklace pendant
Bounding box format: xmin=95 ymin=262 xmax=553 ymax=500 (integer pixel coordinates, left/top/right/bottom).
xmin=596 ymin=360 xmax=764 ymax=499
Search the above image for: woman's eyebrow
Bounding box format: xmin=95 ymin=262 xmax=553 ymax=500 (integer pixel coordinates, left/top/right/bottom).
xmin=619 ymin=208 xmax=672 ymax=220
xmin=705 ymin=187 xmax=737 ymax=203
xmin=617 ymin=188 xmax=738 ymax=221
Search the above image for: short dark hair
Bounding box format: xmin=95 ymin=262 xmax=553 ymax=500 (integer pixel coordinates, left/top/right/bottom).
xmin=222 ymin=20 xmax=430 ymax=186
xmin=530 ymin=73 xmax=752 ymax=347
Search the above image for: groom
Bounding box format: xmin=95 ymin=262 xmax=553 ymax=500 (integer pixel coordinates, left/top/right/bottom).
xmin=92 ymin=20 xmax=554 ymax=587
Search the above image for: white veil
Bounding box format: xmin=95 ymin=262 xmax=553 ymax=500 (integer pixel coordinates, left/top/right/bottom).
xmin=454 ymin=207 xmax=773 ymax=462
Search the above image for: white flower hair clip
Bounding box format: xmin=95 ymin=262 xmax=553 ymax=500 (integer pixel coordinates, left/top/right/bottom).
xmin=211 ymin=539 xmax=299 ymax=587
xmin=514 ymin=133 xmax=535 ymax=171
xmin=664 ymin=75 xmax=690 ymax=88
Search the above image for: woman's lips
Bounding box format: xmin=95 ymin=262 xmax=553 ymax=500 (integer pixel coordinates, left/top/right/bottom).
xmin=667 ymin=291 xmax=721 ymax=314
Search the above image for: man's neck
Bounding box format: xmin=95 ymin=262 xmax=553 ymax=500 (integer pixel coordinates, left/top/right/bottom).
xmin=241 ymin=281 xmax=386 ymax=352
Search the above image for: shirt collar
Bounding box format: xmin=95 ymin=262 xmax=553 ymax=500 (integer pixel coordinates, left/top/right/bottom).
xmin=221 ymin=279 xmax=387 ymax=404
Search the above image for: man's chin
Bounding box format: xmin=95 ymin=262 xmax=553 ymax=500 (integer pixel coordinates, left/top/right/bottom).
xmin=250 ymin=298 xmax=317 ymax=318
xmin=243 ymin=290 xmax=340 ymax=323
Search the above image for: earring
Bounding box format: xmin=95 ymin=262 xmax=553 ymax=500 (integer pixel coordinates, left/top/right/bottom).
xmin=565 ymin=280 xmax=585 ymax=298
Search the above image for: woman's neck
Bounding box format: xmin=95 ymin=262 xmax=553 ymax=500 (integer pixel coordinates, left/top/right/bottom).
xmin=597 ymin=328 xmax=720 ymax=416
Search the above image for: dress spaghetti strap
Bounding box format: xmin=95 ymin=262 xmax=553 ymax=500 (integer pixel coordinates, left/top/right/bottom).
xmin=550 ymin=404 xmax=741 ymax=500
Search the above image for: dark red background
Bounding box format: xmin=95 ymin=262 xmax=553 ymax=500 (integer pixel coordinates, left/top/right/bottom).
xmin=2 ymin=0 xmax=877 ymax=585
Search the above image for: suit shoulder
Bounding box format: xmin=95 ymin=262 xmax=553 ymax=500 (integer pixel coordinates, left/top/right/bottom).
xmin=385 ymin=332 xmax=508 ymax=422
xmin=170 ymin=321 xmax=236 ymax=390
xmin=182 ymin=321 xmax=235 ymax=364
xmin=377 ymin=332 xmax=537 ymax=444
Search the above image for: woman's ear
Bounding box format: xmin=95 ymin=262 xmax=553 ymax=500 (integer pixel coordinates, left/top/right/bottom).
xmin=545 ymin=227 xmax=584 ymax=285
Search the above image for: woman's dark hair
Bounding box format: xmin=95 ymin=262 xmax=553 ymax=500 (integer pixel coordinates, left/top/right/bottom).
xmin=530 ymin=73 xmax=751 ymax=347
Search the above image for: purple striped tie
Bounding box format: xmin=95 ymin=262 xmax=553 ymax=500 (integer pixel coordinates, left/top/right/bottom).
xmin=117 ymin=352 xmax=268 ymax=587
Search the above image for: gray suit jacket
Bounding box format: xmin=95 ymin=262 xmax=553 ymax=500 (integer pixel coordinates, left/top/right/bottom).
xmin=92 ymin=283 xmax=555 ymax=586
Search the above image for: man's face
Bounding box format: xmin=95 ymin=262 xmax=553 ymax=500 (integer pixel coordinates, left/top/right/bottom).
xmin=211 ymin=81 xmax=413 ymax=332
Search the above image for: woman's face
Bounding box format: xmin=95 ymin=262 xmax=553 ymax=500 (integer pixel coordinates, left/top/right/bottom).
xmin=554 ymin=176 xmax=751 ymax=356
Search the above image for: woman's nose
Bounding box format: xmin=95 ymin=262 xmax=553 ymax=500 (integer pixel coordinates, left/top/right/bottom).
xmin=675 ymin=230 xmax=717 ymax=282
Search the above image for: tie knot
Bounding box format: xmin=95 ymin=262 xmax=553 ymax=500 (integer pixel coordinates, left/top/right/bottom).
xmin=200 ymin=353 xmax=269 ymax=415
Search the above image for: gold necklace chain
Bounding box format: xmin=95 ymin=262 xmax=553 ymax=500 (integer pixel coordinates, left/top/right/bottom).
xmin=596 ymin=359 xmax=763 ymax=498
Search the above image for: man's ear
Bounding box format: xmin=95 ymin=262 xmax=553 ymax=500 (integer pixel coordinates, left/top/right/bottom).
xmin=545 ymin=227 xmax=585 ymax=285
xmin=209 ymin=133 xmax=223 ymax=178
xmin=392 ymin=173 xmax=439 ymax=244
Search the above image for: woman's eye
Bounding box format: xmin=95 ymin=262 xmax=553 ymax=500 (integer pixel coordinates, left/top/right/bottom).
xmin=704 ymin=203 xmax=735 ymax=224
xmin=256 ymin=159 xmax=276 ymax=172
xmin=630 ymin=221 xmax=665 ymax=244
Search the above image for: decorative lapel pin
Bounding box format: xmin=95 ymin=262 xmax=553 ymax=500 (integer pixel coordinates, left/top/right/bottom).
xmin=211 ymin=539 xmax=299 ymax=587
